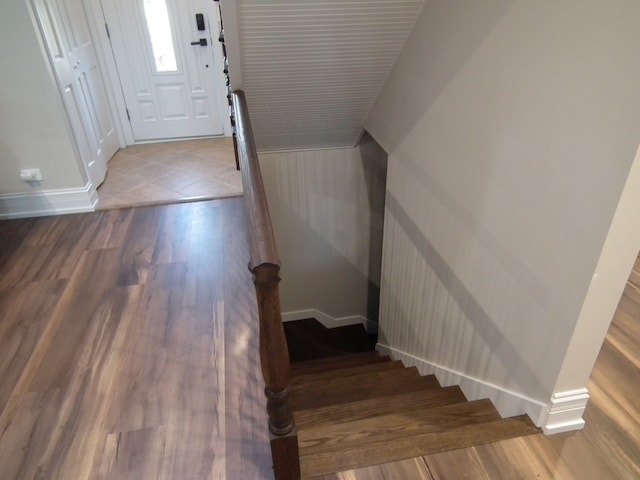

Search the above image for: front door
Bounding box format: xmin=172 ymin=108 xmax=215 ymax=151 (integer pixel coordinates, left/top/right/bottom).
xmin=33 ymin=0 xmax=119 ymax=187
xmin=101 ymin=0 xmax=227 ymax=141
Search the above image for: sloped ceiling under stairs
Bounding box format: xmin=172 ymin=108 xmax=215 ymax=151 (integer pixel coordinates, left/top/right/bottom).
xmin=234 ymin=0 xmax=425 ymax=152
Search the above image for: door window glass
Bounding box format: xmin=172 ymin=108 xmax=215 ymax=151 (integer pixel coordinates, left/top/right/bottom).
xmin=143 ymin=0 xmax=177 ymax=72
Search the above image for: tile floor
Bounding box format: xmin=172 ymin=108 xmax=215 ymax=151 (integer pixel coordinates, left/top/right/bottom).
xmin=96 ymin=137 xmax=242 ymax=210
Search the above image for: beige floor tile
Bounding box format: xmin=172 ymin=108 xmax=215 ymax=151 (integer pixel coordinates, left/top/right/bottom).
xmin=122 ymin=162 xmax=182 ymax=183
xmin=150 ymin=171 xmax=202 ymax=192
xmin=95 ymin=195 xmax=130 ymax=210
xmin=215 ymin=168 xmax=242 ymax=186
xmin=114 ymin=184 xmax=188 ymax=205
xmin=97 ymin=173 xmax=140 ymax=199
xmin=97 ymin=138 xmax=242 ymax=210
xmin=177 ymin=178 xmax=241 ymax=198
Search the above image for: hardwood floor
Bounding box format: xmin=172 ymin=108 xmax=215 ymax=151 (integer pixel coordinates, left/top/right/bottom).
xmin=1 ymin=201 xmax=638 ymax=479
xmin=0 ymin=199 xmax=271 ymax=479
xmin=314 ymin=254 xmax=640 ymax=479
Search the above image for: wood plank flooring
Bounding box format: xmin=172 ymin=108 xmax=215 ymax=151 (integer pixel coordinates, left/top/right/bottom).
xmin=0 ymin=199 xmax=272 ymax=479
xmin=314 ymin=254 xmax=640 ymax=479
xmin=2 ymin=202 xmax=638 ymax=479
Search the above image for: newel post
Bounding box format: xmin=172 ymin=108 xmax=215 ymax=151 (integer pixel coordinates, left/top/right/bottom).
xmin=251 ymin=262 xmax=301 ymax=480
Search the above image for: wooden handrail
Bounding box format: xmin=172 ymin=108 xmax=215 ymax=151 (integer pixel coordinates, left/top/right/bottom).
xmin=231 ymin=90 xmax=301 ymax=480
xmin=232 ymin=91 xmax=280 ymax=270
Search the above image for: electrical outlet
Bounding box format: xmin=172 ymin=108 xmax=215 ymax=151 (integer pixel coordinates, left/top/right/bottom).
xmin=20 ymin=168 xmax=43 ymax=182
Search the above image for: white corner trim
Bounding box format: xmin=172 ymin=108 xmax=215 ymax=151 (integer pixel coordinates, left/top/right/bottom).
xmin=538 ymin=388 xmax=589 ymax=435
xmin=0 ymin=183 xmax=97 ymax=219
xmin=376 ymin=343 xmax=548 ymax=425
xmin=282 ymin=308 xmax=377 ymax=333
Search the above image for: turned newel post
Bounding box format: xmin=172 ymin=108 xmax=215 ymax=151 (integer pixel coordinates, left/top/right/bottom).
xmin=251 ymin=263 xmax=294 ymax=436
xmin=251 ymin=263 xmax=300 ymax=480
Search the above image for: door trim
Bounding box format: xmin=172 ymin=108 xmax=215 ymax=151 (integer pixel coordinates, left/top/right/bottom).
xmin=85 ymin=0 xmax=133 ymax=145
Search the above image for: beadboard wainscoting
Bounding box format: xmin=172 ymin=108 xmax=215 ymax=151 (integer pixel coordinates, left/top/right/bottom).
xmin=235 ymin=0 xmax=425 ymax=151
xmin=259 ymin=144 xmax=386 ymax=325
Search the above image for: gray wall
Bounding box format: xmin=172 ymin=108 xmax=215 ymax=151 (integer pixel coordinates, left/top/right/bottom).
xmin=0 ymin=0 xmax=85 ymax=196
xmin=259 ymin=144 xmax=386 ymax=325
xmin=365 ymin=0 xmax=640 ymax=422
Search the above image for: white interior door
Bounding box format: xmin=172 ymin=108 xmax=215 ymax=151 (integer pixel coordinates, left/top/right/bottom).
xmin=102 ymin=0 xmax=227 ymax=141
xmin=33 ymin=0 xmax=119 ymax=188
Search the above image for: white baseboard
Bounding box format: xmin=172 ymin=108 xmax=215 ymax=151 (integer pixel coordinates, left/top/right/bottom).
xmin=0 ymin=184 xmax=97 ymax=219
xmin=282 ymin=308 xmax=377 ymax=334
xmin=538 ymin=388 xmax=589 ymax=434
xmin=376 ymin=343 xmax=552 ymax=428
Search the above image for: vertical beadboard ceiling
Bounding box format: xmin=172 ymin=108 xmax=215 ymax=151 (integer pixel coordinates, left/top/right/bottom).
xmin=236 ymin=0 xmax=425 ymax=152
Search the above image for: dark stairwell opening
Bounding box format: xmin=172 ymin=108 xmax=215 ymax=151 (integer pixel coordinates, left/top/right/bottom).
xmin=284 ymin=132 xmax=389 ymax=363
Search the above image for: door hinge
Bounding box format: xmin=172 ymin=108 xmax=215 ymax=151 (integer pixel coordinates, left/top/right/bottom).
xmin=105 ymin=23 xmax=111 ymax=39
xmin=125 ymin=108 xmax=130 ymax=121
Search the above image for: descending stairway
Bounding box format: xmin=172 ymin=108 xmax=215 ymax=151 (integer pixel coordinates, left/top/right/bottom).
xmin=285 ymin=321 xmax=539 ymax=478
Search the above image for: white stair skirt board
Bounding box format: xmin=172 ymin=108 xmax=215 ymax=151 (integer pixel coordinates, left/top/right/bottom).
xmin=0 ymin=184 xmax=97 ymax=219
xmin=282 ymin=309 xmax=377 ymax=334
xmin=374 ymin=343 xmax=587 ymax=433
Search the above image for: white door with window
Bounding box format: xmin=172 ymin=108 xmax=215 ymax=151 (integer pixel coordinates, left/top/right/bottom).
xmin=33 ymin=0 xmax=119 ymax=187
xmin=101 ymin=0 xmax=228 ymax=141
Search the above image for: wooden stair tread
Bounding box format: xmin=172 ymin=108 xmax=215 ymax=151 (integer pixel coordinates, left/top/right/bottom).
xmin=285 ymin=341 xmax=540 ymax=478
xmin=298 ymin=399 xmax=502 ymax=454
xmin=290 ymin=351 xmax=389 ymax=376
xmin=292 ymin=370 xmax=440 ymax=411
xmin=292 ymin=360 xmax=405 ymax=386
xmin=299 ymin=414 xmax=539 ymax=478
xmin=294 ymin=385 xmax=468 ymax=427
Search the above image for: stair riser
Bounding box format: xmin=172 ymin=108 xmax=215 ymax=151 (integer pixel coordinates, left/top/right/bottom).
xmin=292 ymin=360 xmax=405 ymax=387
xmin=292 ymin=375 xmax=438 ymax=411
xmin=290 ymin=352 xmax=390 ymax=377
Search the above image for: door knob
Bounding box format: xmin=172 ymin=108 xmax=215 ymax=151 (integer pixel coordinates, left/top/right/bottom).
xmin=190 ymin=38 xmax=207 ymax=46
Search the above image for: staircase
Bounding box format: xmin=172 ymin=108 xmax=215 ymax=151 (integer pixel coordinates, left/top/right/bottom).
xmin=285 ymin=320 xmax=539 ymax=478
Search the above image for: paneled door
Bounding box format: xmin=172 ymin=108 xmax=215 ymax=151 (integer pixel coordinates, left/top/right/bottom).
xmin=33 ymin=0 xmax=119 ymax=188
xmin=102 ymin=0 xmax=227 ymax=141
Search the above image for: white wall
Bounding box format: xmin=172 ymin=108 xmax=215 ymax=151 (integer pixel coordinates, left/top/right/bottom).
xmin=0 ymin=0 xmax=89 ymax=217
xmin=232 ymin=0 xmax=424 ymax=151
xmin=366 ymin=0 xmax=640 ymax=428
xmin=542 ymin=146 xmax=640 ymax=433
xmin=259 ymin=147 xmax=382 ymax=326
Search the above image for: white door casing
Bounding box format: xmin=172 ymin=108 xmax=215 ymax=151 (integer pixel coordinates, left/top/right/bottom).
xmin=101 ymin=0 xmax=228 ymax=141
xmin=33 ymin=0 xmax=119 ymax=188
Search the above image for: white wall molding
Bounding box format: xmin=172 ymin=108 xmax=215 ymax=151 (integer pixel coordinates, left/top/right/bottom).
xmin=376 ymin=343 xmax=550 ymax=427
xmin=539 ymin=389 xmax=590 ymax=435
xmin=282 ymin=308 xmax=377 ymax=334
xmin=0 ymin=183 xmax=96 ymax=219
